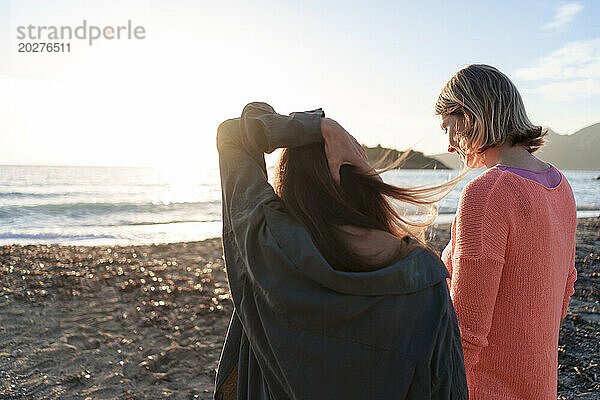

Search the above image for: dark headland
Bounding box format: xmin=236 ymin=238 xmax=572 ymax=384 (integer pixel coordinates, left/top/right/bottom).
xmin=364 ymin=144 xmax=449 ymax=169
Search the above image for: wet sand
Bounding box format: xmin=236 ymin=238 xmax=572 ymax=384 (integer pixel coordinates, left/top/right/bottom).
xmin=1 ymin=219 xmax=598 ymax=399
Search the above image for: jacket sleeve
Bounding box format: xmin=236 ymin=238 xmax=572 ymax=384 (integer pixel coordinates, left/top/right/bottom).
xmin=430 ymin=283 xmax=469 ymax=399
xmin=216 ymin=102 xmax=324 ymax=279
xmin=561 ymin=247 xmax=577 ymax=320
xmin=448 ymin=178 xmax=509 ymax=372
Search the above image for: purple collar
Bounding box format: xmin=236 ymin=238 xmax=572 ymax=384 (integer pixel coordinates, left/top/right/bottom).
xmin=496 ymin=164 xmax=562 ymax=189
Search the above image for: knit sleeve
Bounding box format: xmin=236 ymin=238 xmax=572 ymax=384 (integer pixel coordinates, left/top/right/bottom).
xmin=449 ymin=174 xmax=509 ymax=371
xmin=441 ymin=216 xmax=456 ymax=291
xmin=561 ymin=247 xmax=577 ymax=320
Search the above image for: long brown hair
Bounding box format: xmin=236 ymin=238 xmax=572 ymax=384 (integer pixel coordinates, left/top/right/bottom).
xmin=274 ymin=143 xmax=463 ymax=272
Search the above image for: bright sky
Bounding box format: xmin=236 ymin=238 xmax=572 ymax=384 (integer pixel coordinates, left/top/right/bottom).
xmin=0 ymin=0 xmax=599 ymax=167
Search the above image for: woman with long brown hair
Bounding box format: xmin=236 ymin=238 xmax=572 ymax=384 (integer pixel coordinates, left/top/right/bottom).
xmin=214 ymin=102 xmax=467 ymax=399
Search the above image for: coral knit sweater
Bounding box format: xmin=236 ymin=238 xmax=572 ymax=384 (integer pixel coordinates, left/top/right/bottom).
xmin=442 ymin=167 xmax=577 ymax=400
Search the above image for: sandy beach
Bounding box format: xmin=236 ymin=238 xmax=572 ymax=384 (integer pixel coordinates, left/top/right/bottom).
xmin=0 ymin=219 xmax=598 ymax=399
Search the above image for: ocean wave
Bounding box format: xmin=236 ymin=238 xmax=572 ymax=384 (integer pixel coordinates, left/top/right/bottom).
xmin=0 ymin=191 xmax=66 ymax=199
xmin=0 ymin=232 xmax=117 ymax=240
xmin=0 ymin=201 xmax=222 ymax=230
xmin=121 ymin=219 xmax=221 ymax=226
xmin=0 ymin=200 xmax=221 ymax=216
xmin=576 ymin=205 xmax=600 ymax=211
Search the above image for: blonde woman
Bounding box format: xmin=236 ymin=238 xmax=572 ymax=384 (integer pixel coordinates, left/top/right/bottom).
xmin=436 ymin=64 xmax=577 ymax=399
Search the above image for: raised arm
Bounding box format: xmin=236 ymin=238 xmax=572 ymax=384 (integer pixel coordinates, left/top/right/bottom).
xmin=217 ymin=102 xmax=324 ymax=259
xmin=217 ymin=102 xmax=379 ymax=287
xmin=217 ymin=101 xmax=377 ymax=234
xmin=217 ymin=102 xmax=324 ymax=162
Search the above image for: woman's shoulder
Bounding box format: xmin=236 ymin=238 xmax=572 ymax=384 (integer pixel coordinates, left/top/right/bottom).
xmin=459 ymin=168 xmax=510 ymax=210
xmin=463 ymin=167 xmax=507 ymax=194
xmin=455 ymin=168 xmax=515 ymax=237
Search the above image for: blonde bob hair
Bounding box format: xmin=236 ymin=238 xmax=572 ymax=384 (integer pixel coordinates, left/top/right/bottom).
xmin=435 ymin=64 xmax=545 ymax=154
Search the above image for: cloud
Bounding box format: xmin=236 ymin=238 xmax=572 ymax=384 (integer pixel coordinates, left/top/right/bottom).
xmin=543 ymin=2 xmax=584 ymax=30
xmin=516 ymin=38 xmax=600 ymax=102
xmin=515 ymin=38 xmax=600 ymax=81
xmin=523 ymin=79 xmax=600 ymax=101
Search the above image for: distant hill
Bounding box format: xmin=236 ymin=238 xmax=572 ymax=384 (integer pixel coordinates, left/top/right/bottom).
xmin=429 ymin=152 xmax=462 ymax=170
xmin=364 ymin=145 xmax=449 ymax=169
xmin=537 ymin=123 xmax=600 ymax=170
xmin=430 ymin=122 xmax=600 ymax=170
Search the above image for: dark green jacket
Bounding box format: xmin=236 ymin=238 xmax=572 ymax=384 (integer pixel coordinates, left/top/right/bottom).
xmin=214 ymin=102 xmax=467 ymax=400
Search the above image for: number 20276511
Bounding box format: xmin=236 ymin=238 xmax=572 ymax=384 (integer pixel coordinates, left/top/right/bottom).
xmin=18 ymin=42 xmax=71 ymax=52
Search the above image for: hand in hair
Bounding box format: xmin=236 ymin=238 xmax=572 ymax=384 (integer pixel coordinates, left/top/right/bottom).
xmin=320 ymin=117 xmax=381 ymax=184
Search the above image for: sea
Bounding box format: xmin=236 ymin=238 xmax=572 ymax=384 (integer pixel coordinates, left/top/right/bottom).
xmin=1 ymin=165 xmax=599 ymax=246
